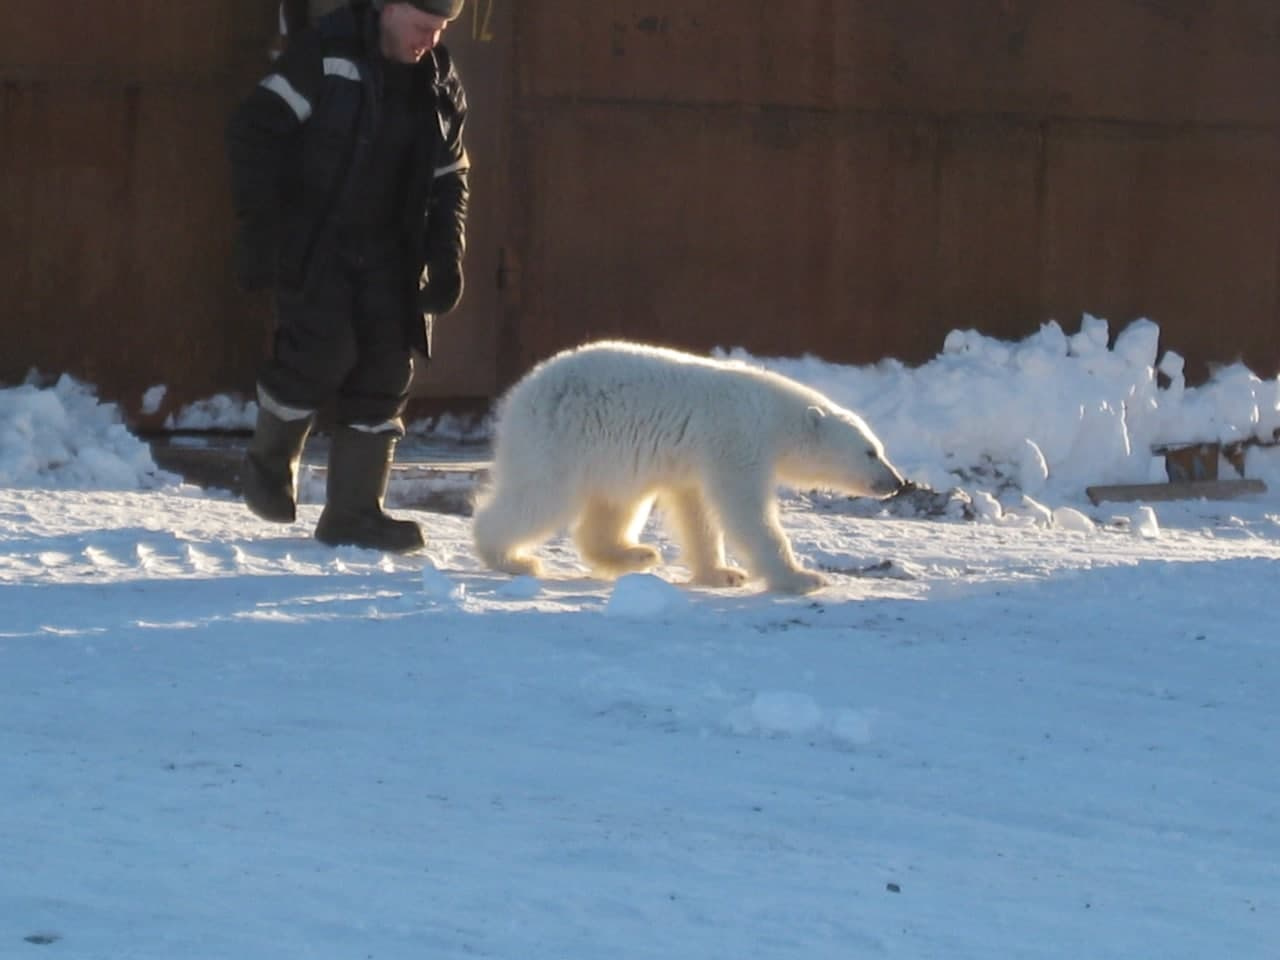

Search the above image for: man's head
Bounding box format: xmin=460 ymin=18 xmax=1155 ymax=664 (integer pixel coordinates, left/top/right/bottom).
xmin=375 ymin=0 xmax=464 ymax=63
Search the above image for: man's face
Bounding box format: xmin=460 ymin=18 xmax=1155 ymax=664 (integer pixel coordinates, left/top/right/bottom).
xmin=380 ymin=3 xmax=450 ymax=64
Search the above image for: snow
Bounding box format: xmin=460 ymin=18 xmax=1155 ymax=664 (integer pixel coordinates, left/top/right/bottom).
xmin=2 ymin=316 xmax=1279 ymax=959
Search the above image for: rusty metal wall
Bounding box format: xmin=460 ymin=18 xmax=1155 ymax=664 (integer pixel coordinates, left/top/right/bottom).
xmin=503 ymin=0 xmax=1280 ymax=385
xmin=0 ymin=0 xmax=280 ymax=426
xmin=0 ymin=0 xmax=508 ymax=424
xmin=3 ymin=1 xmax=1279 ymax=421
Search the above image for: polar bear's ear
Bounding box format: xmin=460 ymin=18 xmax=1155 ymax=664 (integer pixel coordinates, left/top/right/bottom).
xmin=805 ymin=405 xmax=827 ymax=430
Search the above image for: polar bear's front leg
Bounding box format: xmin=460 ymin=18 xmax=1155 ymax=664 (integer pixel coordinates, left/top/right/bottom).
xmin=572 ymin=498 xmax=661 ymax=577
xmin=472 ymin=479 xmax=577 ymax=577
xmin=703 ymin=468 xmax=827 ymax=595
xmin=663 ymin=486 xmax=748 ymax=588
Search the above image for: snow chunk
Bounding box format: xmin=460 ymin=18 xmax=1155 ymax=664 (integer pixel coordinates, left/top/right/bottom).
xmin=1132 ymin=506 xmax=1161 ymax=539
xmin=495 ymin=575 xmax=541 ymax=599
xmin=1052 ymin=506 xmax=1096 ymax=533
xmin=605 ymin=573 xmax=691 ymax=620
xmin=1019 ymin=494 xmax=1054 ymax=527
xmin=735 ymin=691 xmax=823 ymax=736
xmin=421 ymin=559 xmax=467 ymax=605
xmin=727 ymin=692 xmax=876 ymax=746
xmin=970 ymin=490 xmax=1004 ymax=522
xmin=141 ymin=384 xmax=167 ymax=415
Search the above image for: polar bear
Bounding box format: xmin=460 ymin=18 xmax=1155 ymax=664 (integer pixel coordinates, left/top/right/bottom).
xmin=471 ymin=340 xmax=907 ymax=594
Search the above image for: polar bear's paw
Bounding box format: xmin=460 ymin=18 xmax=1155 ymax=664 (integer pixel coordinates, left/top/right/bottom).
xmin=491 ymin=553 xmax=545 ymax=578
xmin=690 ymin=565 xmax=750 ymax=589
xmin=766 ymin=568 xmax=828 ymax=595
xmin=586 ymin=544 xmax=661 ymax=577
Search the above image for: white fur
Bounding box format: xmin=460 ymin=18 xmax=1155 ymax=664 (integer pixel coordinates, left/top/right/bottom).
xmin=472 ymin=341 xmax=906 ymax=594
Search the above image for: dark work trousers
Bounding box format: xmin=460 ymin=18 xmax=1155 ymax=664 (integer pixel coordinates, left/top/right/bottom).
xmin=260 ymin=246 xmax=415 ymax=431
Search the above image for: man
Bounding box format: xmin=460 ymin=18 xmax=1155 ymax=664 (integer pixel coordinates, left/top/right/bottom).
xmin=226 ymin=0 xmax=468 ymax=553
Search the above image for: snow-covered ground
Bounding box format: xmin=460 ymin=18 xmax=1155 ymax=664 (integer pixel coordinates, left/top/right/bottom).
xmin=3 ymin=317 xmax=1279 ymax=959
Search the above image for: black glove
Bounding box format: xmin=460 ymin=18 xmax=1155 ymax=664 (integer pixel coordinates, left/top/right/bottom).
xmin=418 ymin=261 xmax=463 ymax=316
xmin=233 ymin=222 xmax=277 ymax=293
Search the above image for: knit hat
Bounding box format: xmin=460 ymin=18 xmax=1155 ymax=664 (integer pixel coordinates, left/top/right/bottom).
xmin=405 ymin=0 xmax=465 ymax=19
xmin=372 ymin=0 xmax=465 ymax=19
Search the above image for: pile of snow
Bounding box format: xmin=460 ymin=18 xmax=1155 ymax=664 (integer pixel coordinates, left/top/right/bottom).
xmin=7 ymin=315 xmax=1280 ymax=505
xmin=724 ymin=314 xmax=1280 ymax=501
xmin=0 ymin=373 xmax=174 ymax=489
xmin=162 ymin=391 xmax=257 ymax=431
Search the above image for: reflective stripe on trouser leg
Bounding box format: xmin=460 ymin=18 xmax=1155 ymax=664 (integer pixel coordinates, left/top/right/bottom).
xmin=256 ymin=384 xmax=315 ymax=422
xmin=347 ymin=418 xmax=406 ymax=437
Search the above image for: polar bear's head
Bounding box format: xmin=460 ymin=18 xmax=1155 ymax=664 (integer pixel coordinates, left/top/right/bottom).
xmin=779 ymin=404 xmax=907 ymax=498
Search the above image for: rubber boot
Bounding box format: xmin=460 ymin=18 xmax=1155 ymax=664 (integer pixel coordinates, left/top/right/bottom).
xmin=242 ymin=407 xmax=313 ymax=523
xmin=314 ymin=426 xmax=425 ymax=553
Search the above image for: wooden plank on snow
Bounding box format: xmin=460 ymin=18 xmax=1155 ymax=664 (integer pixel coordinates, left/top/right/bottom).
xmin=1085 ymin=478 xmax=1268 ymax=505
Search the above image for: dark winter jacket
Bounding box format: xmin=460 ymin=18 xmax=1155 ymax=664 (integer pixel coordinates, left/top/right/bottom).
xmin=226 ymin=0 xmax=469 ymax=353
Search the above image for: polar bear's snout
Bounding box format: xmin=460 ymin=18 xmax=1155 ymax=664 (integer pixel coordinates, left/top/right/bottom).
xmin=855 ymin=447 xmax=907 ymax=498
xmin=868 ymin=455 xmax=909 ymax=497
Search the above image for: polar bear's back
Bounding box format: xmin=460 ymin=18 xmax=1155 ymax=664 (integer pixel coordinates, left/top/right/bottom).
xmin=488 ymin=341 xmax=811 ymax=495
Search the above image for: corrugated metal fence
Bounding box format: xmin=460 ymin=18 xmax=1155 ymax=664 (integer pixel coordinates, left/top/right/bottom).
xmin=0 ymin=1 xmax=275 ymax=426
xmin=2 ymin=0 xmax=1278 ymax=427
xmin=503 ymin=0 xmax=1280 ymax=385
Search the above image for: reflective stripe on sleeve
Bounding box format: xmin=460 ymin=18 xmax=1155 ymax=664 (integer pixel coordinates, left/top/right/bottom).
xmin=259 ymin=73 xmax=312 ymax=122
xmin=323 ymin=57 xmax=361 ymax=82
